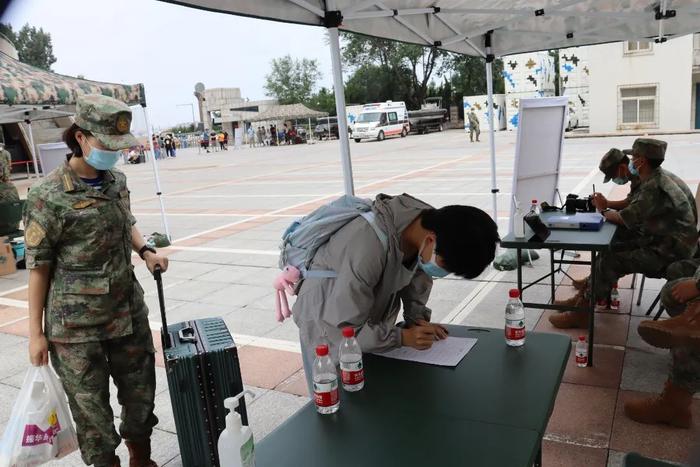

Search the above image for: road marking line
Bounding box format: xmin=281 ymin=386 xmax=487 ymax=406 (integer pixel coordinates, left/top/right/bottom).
xmin=0 ymin=285 xmax=28 ymax=297
xmin=0 ymin=297 xmax=28 ymax=308
xmin=166 ymin=246 xmax=279 ymax=256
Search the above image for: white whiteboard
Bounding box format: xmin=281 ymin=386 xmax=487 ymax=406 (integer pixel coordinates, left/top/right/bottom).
xmin=509 ymin=97 xmax=568 ymax=233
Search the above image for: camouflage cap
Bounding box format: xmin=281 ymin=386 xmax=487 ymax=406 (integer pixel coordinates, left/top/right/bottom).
xmin=599 ymin=148 xmax=626 ymax=183
xmin=622 ymin=138 xmax=667 ymax=162
xmin=75 ymin=94 xmax=139 ymax=150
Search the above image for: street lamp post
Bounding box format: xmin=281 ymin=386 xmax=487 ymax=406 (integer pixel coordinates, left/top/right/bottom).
xmin=176 ymin=103 xmax=196 ymax=129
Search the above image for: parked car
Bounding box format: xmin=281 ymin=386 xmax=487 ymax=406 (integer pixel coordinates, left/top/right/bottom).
xmin=566 ymin=107 xmax=579 ymax=131
xmin=314 ymin=117 xmax=339 ymax=139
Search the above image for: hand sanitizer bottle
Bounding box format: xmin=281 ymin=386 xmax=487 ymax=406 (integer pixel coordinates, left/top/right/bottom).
xmin=218 ymin=390 xmax=256 ymax=467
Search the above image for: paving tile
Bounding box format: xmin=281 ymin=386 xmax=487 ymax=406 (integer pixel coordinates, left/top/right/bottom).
xmin=620 ymin=349 xmax=672 ymax=396
xmin=262 ymin=318 xmax=302 ymax=343
xmin=562 ymin=343 xmax=625 ymax=389
xmin=222 ymin=307 xmax=279 ymax=337
xmin=536 ymin=310 xmax=630 ymax=347
xmin=542 ymin=439 xmax=609 ymax=467
xmin=0 ymin=381 xmax=19 ymax=425
xmin=0 ymin=306 xmax=27 ymax=327
xmin=626 ymin=316 xmax=669 ymax=356
xmin=198 ymin=284 xmax=271 ymax=307
xmin=237 ymin=345 xmax=302 ymax=390
xmin=275 ymin=369 xmax=309 ymax=398
xmin=159 ymin=260 xmax=221 ymax=280
xmin=610 ymin=390 xmax=700 ymax=464
xmin=607 ymin=450 xmax=684 ymax=467
xmin=246 ymin=389 xmax=308 ymax=441
xmin=546 ymin=383 xmax=618 ymax=449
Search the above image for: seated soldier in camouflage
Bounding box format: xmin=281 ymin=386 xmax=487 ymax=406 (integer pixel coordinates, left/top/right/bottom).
xmin=25 ymin=95 xmax=169 ymax=467
xmin=622 ymin=263 xmax=700 ymax=428
xmin=550 ymin=138 xmax=698 ymax=329
xmin=0 ymin=139 xmax=20 ymax=234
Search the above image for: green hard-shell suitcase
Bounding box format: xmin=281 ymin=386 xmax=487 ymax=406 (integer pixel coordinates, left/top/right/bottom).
xmin=153 ymin=266 xmax=247 ymax=467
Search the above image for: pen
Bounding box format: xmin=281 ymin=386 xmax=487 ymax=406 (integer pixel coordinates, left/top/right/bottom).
xmin=592 ymin=184 xmax=596 ymax=196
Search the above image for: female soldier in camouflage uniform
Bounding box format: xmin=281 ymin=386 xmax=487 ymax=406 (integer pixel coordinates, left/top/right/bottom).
xmin=25 ymin=94 xmax=169 ymax=467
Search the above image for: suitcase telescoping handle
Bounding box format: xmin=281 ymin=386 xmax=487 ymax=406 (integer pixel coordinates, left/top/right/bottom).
xmin=153 ymin=265 xmax=171 ymax=350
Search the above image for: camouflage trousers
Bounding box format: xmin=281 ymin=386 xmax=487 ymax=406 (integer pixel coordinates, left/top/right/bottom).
xmin=49 ymin=314 xmax=158 ymax=466
xmin=592 ymin=247 xmax=671 ymax=301
xmin=469 ymin=125 xmax=480 ymax=142
xmin=659 ymin=258 xmax=700 ymax=394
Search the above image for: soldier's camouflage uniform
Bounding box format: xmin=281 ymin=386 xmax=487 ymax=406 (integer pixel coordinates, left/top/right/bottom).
xmin=468 ymin=110 xmax=480 ymax=142
xmin=24 ymin=94 xmax=156 ymax=467
xmin=592 ymin=167 xmax=697 ymax=301
xmin=660 ymin=264 xmax=700 ymax=393
xmin=0 ymin=147 xmax=20 ymax=233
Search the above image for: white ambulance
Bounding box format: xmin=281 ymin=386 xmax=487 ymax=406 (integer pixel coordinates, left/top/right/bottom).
xmin=352 ymin=101 xmax=409 ymax=142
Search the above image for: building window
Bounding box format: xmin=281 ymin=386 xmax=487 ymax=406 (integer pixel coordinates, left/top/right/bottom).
xmin=624 ymin=41 xmax=653 ymax=55
xmin=619 ymin=86 xmax=658 ymax=127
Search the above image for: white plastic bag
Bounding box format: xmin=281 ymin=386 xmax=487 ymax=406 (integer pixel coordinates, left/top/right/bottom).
xmin=0 ymin=366 xmax=79 ymax=467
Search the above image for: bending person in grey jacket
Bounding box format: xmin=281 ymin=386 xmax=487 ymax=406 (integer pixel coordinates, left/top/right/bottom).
xmin=292 ymin=193 xmax=500 ymax=390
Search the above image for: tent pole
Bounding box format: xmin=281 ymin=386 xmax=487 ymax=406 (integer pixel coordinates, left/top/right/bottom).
xmin=141 ymin=105 xmax=172 ymax=240
xmin=327 ymin=19 xmax=355 ymax=195
xmin=485 ymin=32 xmax=498 ymax=222
xmin=24 ymin=120 xmax=40 ymax=178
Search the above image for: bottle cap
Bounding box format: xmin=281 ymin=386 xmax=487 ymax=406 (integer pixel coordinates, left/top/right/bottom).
xmin=578 ymin=335 xmax=586 ymax=341
xmin=316 ymin=344 xmax=329 ymax=356
xmin=509 ymin=289 xmax=520 ymax=298
xmin=342 ymin=327 xmax=355 ymax=338
xmin=613 ymin=283 xmax=618 ymax=288
xmin=531 ymin=199 xmax=538 ymax=204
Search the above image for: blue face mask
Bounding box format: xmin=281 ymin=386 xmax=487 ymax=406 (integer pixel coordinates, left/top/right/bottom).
xmin=418 ymin=242 xmax=450 ymax=278
xmin=628 ymin=159 xmax=639 ymax=177
xmin=85 ymin=145 xmax=121 ymax=170
xmin=612 ymin=177 xmax=628 ymax=185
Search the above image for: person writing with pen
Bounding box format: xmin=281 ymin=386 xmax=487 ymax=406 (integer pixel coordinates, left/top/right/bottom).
xmin=550 ymin=138 xmax=697 ymax=329
xmin=289 ymin=194 xmax=500 ymax=392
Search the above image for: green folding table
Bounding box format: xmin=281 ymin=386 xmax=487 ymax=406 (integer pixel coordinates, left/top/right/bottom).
xmin=257 ymin=326 xmax=571 ymax=467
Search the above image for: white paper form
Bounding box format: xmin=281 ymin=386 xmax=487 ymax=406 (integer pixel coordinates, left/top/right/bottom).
xmin=375 ymin=336 xmax=478 ymax=367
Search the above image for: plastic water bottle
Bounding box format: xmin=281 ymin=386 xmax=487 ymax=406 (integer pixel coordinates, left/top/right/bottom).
xmin=513 ymin=204 xmax=525 ymax=238
xmin=610 ymin=284 xmax=620 ymax=311
xmin=575 ymin=336 xmax=588 ymax=367
xmin=530 ymin=199 xmax=539 ymax=216
xmin=505 ymin=289 xmax=526 ymax=347
xmin=339 ymin=327 xmax=364 ymax=392
xmin=312 ymin=344 xmax=339 ymax=414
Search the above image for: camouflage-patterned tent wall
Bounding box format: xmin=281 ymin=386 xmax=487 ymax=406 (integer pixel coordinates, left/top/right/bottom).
xmin=0 ymin=52 xmax=144 ymax=107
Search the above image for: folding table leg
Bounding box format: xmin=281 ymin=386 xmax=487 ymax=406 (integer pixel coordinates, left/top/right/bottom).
xmin=517 ymin=248 xmax=523 ymax=296
xmin=534 ymin=442 xmax=542 ymax=467
xmin=588 ymin=252 xmax=597 ymax=367
xmin=550 ymin=250 xmax=556 ymax=303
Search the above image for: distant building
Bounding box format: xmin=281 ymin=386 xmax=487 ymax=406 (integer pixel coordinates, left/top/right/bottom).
xmin=194 ymin=84 xmax=278 ymax=135
xmin=585 ymin=34 xmax=699 ymax=133
xmin=501 ymin=51 xmax=556 ymax=131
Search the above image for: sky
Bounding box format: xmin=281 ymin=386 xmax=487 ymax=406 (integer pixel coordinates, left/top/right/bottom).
xmin=1 ymin=0 xmax=334 ymax=129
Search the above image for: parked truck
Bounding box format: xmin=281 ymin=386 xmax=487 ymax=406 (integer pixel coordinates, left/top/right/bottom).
xmin=408 ymin=97 xmax=448 ymax=134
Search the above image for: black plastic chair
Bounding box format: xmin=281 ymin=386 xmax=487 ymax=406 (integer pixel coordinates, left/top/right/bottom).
xmin=0 ymin=199 xmax=25 ymax=239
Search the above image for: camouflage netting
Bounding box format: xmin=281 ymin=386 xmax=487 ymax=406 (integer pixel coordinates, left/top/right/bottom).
xmin=0 ymin=52 xmax=144 ymax=107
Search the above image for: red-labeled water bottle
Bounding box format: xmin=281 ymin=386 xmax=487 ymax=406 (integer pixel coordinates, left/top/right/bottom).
xmin=339 ymin=327 xmax=364 ymax=392
xmin=576 ymin=336 xmax=588 ymax=367
xmin=610 ymin=284 xmax=620 ymax=311
xmin=505 ymin=289 xmax=526 ymax=347
xmin=313 ymin=344 xmax=339 ymax=414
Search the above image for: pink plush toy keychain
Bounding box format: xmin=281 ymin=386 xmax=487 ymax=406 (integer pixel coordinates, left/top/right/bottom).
xmin=273 ymin=266 xmax=301 ymax=322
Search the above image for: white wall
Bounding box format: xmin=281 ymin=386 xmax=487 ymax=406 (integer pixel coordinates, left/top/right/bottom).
xmin=588 ymin=35 xmax=693 ymax=133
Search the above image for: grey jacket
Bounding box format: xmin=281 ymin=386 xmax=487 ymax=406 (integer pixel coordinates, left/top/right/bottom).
xmin=292 ymin=194 xmax=434 ymax=363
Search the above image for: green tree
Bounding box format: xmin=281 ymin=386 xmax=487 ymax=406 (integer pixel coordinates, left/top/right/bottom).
xmin=307 ymin=87 xmax=336 ymax=115
xmin=341 ymin=32 xmax=449 ymax=109
xmin=447 ymin=54 xmax=505 ymax=100
xmin=264 ymin=55 xmax=322 ymax=105
xmin=1 ymin=23 xmax=57 ymax=71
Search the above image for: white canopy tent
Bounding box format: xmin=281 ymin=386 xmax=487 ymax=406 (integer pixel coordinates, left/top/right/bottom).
xmin=161 ymin=0 xmax=700 ymax=220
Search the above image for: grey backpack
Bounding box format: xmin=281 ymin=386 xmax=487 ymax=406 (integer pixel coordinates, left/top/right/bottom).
xmin=279 ymin=195 xmax=388 ymax=279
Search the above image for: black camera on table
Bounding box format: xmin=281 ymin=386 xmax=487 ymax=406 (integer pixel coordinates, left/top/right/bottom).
xmin=565 ymin=194 xmax=595 ymax=214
